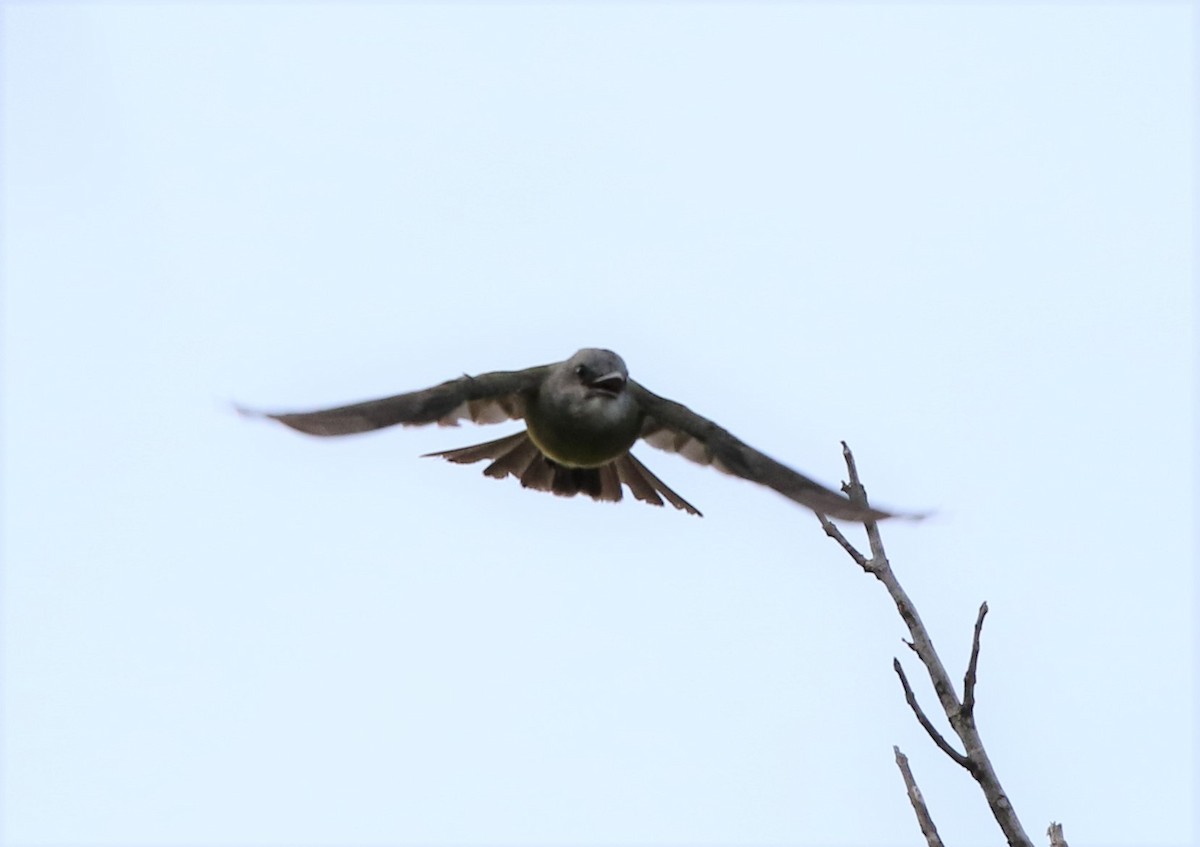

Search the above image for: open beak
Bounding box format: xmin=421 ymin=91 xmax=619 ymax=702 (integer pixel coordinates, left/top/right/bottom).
xmin=587 ymin=371 xmax=626 ymax=394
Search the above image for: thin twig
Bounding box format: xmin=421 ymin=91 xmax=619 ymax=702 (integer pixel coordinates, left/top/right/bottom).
xmin=962 ymin=602 xmax=989 ymax=716
xmin=840 ymin=440 xmax=889 ymax=564
xmin=893 ymin=658 xmax=972 ymax=769
xmin=893 ymin=746 xmax=945 ymax=847
xmin=1047 ymin=821 xmax=1069 ymax=847
xmin=817 ymin=513 xmax=870 ymax=569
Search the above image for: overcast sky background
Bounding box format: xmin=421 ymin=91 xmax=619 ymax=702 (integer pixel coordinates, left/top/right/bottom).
xmin=2 ymin=3 xmax=1194 ymax=846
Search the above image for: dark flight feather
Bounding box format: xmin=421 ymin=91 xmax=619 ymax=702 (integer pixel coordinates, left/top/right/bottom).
xmin=241 ymin=351 xmax=910 ymax=521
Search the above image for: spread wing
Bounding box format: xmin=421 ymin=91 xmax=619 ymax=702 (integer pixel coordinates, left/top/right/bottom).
xmin=629 ymin=381 xmax=897 ymax=522
xmin=237 ymin=365 xmax=551 ymax=436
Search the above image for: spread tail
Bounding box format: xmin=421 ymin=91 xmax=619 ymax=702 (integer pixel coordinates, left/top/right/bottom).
xmin=425 ymin=431 xmax=700 ymax=515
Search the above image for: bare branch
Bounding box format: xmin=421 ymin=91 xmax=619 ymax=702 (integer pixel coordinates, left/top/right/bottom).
xmin=817 ymin=513 xmax=870 ymax=569
xmin=962 ymin=601 xmax=989 ymax=716
xmin=840 ymin=440 xmax=889 ymax=563
xmin=1047 ymin=821 xmax=1069 ymax=847
xmin=893 ymin=746 xmax=945 ymax=847
xmin=826 ymin=444 xmax=1037 ymax=847
xmin=893 ymin=658 xmax=972 ymax=769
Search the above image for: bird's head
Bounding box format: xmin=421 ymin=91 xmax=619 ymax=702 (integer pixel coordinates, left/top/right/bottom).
xmin=567 ymin=348 xmax=628 ymax=397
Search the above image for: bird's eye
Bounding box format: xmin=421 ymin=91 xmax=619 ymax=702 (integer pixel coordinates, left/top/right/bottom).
xmin=574 ymin=365 xmax=586 ymax=377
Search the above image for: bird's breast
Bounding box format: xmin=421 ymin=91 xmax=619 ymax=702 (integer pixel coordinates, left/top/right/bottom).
xmin=525 ymin=392 xmax=642 ymax=468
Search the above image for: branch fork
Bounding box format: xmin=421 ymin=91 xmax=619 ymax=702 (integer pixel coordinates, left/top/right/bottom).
xmin=819 ymin=443 xmax=1056 ymax=847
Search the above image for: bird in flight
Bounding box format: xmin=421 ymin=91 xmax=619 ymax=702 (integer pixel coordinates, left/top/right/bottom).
xmin=239 ymin=348 xmax=909 ymax=522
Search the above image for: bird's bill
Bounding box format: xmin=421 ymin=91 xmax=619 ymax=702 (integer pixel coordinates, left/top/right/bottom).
xmin=587 ymin=371 xmax=626 ymax=394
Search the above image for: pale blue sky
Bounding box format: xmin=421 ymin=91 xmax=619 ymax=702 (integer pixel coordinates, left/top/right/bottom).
xmin=2 ymin=3 xmax=1194 ymax=846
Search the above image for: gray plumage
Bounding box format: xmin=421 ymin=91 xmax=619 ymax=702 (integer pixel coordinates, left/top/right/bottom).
xmin=238 ymin=348 xmax=908 ymax=521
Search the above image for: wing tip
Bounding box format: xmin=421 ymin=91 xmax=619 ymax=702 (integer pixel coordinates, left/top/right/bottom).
xmin=822 ymin=504 xmax=932 ymax=524
xmin=232 ymin=402 xmax=255 ymax=417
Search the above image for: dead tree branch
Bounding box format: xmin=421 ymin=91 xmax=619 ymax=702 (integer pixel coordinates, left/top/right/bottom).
xmin=893 ymin=659 xmax=971 ymax=769
xmin=1047 ymin=822 xmax=1069 ymax=847
xmin=819 ymin=515 xmax=869 ymax=568
xmin=962 ymin=602 xmax=988 ymax=716
xmin=822 ymin=442 xmax=1035 ymax=847
xmin=894 ymin=746 xmax=945 ymax=847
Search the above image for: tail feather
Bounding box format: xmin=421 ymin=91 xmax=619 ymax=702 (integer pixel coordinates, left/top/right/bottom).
xmin=426 ymin=430 xmax=699 ymax=515
xmin=598 ymin=463 xmax=622 ymax=503
xmin=425 ymin=431 xmax=528 ymax=465
xmin=482 ymin=437 xmax=540 ymax=480
xmin=519 ymin=452 xmax=556 ymax=492
xmin=550 ymin=464 xmax=609 ymax=500
xmin=617 ymin=453 xmax=702 ymax=516
xmin=613 ymin=455 xmax=664 ymax=507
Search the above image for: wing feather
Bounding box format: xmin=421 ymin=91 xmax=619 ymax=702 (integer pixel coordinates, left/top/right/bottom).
xmin=629 ymin=381 xmax=897 ymax=522
xmin=237 ymin=366 xmax=550 ymax=436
